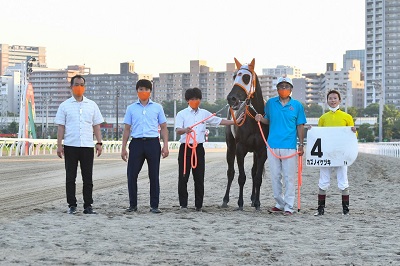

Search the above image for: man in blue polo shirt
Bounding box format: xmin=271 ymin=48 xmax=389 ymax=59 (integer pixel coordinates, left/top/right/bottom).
xmin=121 ymin=79 xmax=169 ymax=214
xmin=255 ymin=76 xmax=306 ymax=215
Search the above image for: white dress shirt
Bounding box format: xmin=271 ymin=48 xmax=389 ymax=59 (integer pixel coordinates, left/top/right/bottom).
xmin=55 ymin=96 xmax=104 ymax=147
xmin=175 ymin=106 xmax=222 ymax=144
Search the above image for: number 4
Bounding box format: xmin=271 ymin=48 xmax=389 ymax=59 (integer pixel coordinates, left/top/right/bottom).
xmin=311 ymin=138 xmax=323 ymax=158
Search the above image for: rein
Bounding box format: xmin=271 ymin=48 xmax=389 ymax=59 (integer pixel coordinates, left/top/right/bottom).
xmin=183 ymin=113 xmax=216 ymax=175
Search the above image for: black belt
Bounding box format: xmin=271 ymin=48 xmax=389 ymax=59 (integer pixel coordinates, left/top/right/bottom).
xmin=131 ymin=137 xmax=159 ymax=141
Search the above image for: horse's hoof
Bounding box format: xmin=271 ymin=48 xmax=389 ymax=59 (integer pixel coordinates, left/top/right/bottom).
xmin=220 ymin=202 xmax=229 ymax=208
xmin=234 ymin=207 xmax=244 ymax=211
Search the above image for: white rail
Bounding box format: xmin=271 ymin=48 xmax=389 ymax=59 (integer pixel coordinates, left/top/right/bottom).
xmin=0 ymin=138 xmax=182 ymax=157
xmin=358 ymin=142 xmax=400 ymax=158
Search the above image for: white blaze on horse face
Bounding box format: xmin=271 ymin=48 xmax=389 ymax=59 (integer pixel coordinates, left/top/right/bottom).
xmin=233 ymin=65 xmax=255 ymax=96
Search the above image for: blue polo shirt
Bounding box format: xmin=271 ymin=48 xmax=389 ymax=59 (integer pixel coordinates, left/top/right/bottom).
xmin=264 ymin=96 xmax=307 ymax=149
xmin=123 ymin=99 xmax=167 ymax=138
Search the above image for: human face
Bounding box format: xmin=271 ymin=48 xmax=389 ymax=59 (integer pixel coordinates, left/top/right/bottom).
xmin=327 ymin=93 xmax=341 ymax=108
xmin=277 ymin=82 xmax=292 ymax=98
xmin=71 ymin=78 xmax=85 ymax=97
xmin=187 ymin=98 xmax=201 ymax=109
xmin=137 ymin=86 xmax=151 ymax=101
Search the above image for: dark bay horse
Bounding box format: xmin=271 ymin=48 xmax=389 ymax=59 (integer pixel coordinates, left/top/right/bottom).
xmin=222 ymin=58 xmax=269 ymax=210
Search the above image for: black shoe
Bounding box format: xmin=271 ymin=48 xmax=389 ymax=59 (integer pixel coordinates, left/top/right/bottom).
xmin=68 ymin=206 xmax=77 ymax=214
xmin=150 ymin=208 xmax=162 ymax=213
xmin=195 ymin=207 xmax=202 ymax=212
xmin=83 ymin=206 xmax=97 ymax=214
xmin=342 ymin=205 xmax=349 ymax=215
xmin=126 ymin=206 xmax=137 ymax=212
xmin=314 ymin=206 xmax=325 ymax=216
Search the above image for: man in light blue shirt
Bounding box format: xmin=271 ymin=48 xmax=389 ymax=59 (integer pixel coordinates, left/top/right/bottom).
xmin=255 ymin=77 xmax=306 ymax=215
xmin=121 ymin=79 xmax=169 ymax=214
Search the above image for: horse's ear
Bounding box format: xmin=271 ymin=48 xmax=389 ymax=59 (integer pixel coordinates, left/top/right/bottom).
xmin=234 ymin=58 xmax=242 ymax=70
xmin=248 ymin=58 xmax=255 ymax=72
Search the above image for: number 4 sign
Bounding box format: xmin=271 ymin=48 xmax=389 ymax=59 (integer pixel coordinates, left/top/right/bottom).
xmin=305 ymin=127 xmax=358 ymax=167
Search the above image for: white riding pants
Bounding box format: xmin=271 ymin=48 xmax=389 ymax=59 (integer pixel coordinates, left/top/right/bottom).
xmin=319 ymin=166 xmax=349 ymax=191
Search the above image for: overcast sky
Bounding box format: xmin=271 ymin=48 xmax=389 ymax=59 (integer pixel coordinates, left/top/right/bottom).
xmin=2 ymin=0 xmax=365 ymax=76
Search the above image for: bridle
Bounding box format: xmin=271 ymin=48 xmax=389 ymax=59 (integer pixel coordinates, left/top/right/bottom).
xmin=229 ymin=58 xmax=259 ymax=126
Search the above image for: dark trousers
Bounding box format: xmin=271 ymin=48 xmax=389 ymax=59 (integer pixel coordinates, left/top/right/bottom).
xmin=127 ymin=138 xmax=161 ymax=209
xmin=63 ymin=146 xmax=94 ymax=209
xmin=178 ymin=143 xmax=205 ymax=209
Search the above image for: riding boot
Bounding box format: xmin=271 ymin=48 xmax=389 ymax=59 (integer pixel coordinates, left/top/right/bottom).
xmin=342 ymin=195 xmax=349 ymax=215
xmin=314 ymin=194 xmax=326 ymax=216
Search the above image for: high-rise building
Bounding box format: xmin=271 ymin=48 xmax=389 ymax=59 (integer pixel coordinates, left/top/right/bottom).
xmin=365 ymin=0 xmax=400 ymax=109
xmin=0 ymin=44 xmax=46 ymax=75
xmin=343 ymin=50 xmax=365 ymax=73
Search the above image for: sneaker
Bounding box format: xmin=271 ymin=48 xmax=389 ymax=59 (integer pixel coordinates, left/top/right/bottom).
xmin=126 ymin=206 xmax=137 ymax=212
xmin=150 ymin=208 xmax=162 ymax=214
xmin=68 ymin=206 xmax=77 ymax=214
xmin=268 ymin=207 xmax=283 ymax=213
xmin=83 ymin=206 xmax=97 ymax=214
xmin=180 ymin=206 xmax=188 ymax=212
xmin=283 ymin=211 xmax=293 ymax=216
xmin=314 ymin=206 xmax=325 ymax=216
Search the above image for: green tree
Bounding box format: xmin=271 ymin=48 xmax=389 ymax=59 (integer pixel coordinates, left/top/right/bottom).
xmin=303 ymin=103 xmax=323 ymax=117
xmin=357 ymin=123 xmax=374 ymax=142
xmin=7 ymin=121 xmax=18 ymax=134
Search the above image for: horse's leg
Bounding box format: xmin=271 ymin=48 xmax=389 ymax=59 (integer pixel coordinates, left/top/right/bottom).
xmin=222 ymin=139 xmax=235 ymax=208
xmin=253 ymin=149 xmax=267 ymax=211
xmin=250 ymin=155 xmax=257 ymax=207
xmin=236 ymin=146 xmax=247 ymax=211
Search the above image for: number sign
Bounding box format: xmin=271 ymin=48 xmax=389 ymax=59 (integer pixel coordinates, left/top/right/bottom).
xmin=305 ymin=127 xmax=358 ymax=167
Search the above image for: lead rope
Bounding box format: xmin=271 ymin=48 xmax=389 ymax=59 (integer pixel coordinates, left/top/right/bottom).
xmin=183 ymin=113 xmax=216 ymax=175
xmin=256 ymin=120 xmax=303 ymax=212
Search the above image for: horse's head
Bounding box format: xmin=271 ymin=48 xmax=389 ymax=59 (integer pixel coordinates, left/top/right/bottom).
xmin=227 ymin=58 xmax=257 ymax=110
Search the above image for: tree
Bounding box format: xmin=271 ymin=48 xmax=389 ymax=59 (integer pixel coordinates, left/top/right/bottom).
xmin=357 ymin=123 xmax=374 ymax=142
xmin=7 ymin=121 xmax=18 ymax=134
xmin=303 ymin=103 xmax=323 ymax=117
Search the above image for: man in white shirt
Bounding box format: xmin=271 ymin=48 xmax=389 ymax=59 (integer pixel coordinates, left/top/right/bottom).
xmin=175 ymin=88 xmax=237 ymax=211
xmin=55 ymin=75 xmax=104 ymax=215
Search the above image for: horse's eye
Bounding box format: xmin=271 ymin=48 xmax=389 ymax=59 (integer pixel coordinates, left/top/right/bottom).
xmin=242 ymin=74 xmax=250 ymax=85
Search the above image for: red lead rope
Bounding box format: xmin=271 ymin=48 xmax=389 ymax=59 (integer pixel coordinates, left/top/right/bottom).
xmin=183 ymin=113 xmax=216 ymax=175
xmin=257 ymin=121 xmax=303 ymax=212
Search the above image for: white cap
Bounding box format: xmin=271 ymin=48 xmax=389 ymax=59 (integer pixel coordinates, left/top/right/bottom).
xmin=277 ymin=77 xmax=293 ymax=88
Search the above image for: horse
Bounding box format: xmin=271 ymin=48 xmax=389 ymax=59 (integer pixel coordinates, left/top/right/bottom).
xmin=221 ymin=58 xmax=269 ymax=211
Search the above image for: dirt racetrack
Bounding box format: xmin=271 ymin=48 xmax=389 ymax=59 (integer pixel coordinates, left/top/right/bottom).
xmin=0 ymin=150 xmax=399 ymax=265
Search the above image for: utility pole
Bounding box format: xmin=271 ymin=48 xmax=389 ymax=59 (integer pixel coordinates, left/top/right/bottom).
xmin=373 ymin=80 xmax=383 ymax=142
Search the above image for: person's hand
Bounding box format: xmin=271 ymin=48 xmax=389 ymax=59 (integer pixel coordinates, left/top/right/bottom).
xmin=297 ymin=146 xmax=304 ymax=156
xmin=121 ymin=148 xmax=128 ymax=162
xmin=306 ymin=125 xmax=312 ymax=130
xmin=161 ymin=145 xmax=169 ymax=158
xmin=236 ymin=113 xmax=245 ymax=123
xmin=351 ymin=126 xmax=356 ymax=133
xmin=185 ymin=127 xmax=193 ymax=134
xmin=56 ymin=145 xmax=64 ymax=159
xmin=95 ymin=144 xmax=102 ymax=157
xmin=255 ymin=114 xmax=263 ymax=122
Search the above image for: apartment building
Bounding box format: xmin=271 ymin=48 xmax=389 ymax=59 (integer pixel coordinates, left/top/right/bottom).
xmin=365 ymin=0 xmax=400 ymax=109
xmin=0 ymin=44 xmax=46 ymax=75
xmin=155 ymin=60 xmax=235 ymax=104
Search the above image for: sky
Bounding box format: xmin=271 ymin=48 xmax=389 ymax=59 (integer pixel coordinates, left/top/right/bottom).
xmin=2 ymin=0 xmax=365 ymax=76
